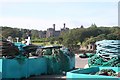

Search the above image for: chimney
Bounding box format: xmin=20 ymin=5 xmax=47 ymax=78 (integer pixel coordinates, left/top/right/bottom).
xmin=53 ymin=24 xmax=55 ymax=30
xmin=64 ymin=23 xmax=66 ymax=28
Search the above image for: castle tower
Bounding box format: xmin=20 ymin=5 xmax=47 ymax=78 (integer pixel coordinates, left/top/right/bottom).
xmin=63 ymin=23 xmax=66 ymax=28
xmin=53 ymin=24 xmax=55 ymax=31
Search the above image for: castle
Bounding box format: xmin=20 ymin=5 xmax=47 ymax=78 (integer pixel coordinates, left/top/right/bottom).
xmin=39 ymin=23 xmax=69 ymax=38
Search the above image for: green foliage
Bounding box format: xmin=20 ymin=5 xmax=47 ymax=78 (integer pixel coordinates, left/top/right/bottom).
xmin=2 ymin=27 xmax=20 ymax=38
xmin=31 ymin=29 xmax=39 ymax=39
xmin=57 ymin=37 xmax=63 ymax=44
xmin=107 ymin=34 xmax=118 ymax=40
xmin=1 ymin=26 xmax=39 ymax=40
xmin=1 ymin=25 xmax=120 ymax=48
xmin=61 ymin=26 xmax=120 ymax=48
xmin=90 ymin=23 xmax=97 ymax=28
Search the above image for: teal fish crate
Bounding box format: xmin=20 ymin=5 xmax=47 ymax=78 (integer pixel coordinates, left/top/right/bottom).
xmin=0 ymin=45 xmax=75 ymax=79
xmin=67 ymin=67 xmax=120 ymax=80
xmin=0 ymin=59 xmax=2 ymax=79
xmin=0 ymin=57 xmax=47 ymax=79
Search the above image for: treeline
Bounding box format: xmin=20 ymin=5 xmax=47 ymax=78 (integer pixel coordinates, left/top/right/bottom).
xmin=60 ymin=25 xmax=120 ymax=48
xmin=0 ymin=25 xmax=120 ymax=48
xmin=0 ymin=26 xmax=39 ymax=41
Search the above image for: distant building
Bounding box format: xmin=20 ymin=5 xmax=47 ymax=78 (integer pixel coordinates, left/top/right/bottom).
xmin=39 ymin=31 xmax=46 ymax=38
xmin=60 ymin=23 xmax=69 ymax=33
xmin=54 ymin=31 xmax=61 ymax=37
xmin=39 ymin=23 xmax=69 ymax=38
xmin=46 ymin=24 xmax=55 ymax=38
xmin=46 ymin=28 xmax=55 ymax=38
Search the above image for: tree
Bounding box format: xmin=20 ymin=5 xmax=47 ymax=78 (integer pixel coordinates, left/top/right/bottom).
xmin=107 ymin=34 xmax=118 ymax=40
xmin=58 ymin=37 xmax=63 ymax=44
xmin=90 ymin=23 xmax=97 ymax=28
xmin=80 ymin=25 xmax=84 ymax=28
xmin=31 ymin=30 xmax=39 ymax=39
xmin=48 ymin=37 xmax=55 ymax=45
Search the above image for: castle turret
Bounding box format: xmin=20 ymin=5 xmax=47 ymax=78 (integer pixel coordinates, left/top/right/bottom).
xmin=63 ymin=23 xmax=66 ymax=28
xmin=53 ymin=24 xmax=55 ymax=31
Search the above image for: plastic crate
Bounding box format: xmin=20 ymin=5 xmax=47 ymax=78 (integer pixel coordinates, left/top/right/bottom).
xmin=0 ymin=59 xmax=2 ymax=79
xmin=1 ymin=57 xmax=47 ymax=79
xmin=67 ymin=67 xmax=119 ymax=80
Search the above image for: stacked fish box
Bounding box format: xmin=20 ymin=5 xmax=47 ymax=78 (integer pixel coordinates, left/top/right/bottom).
xmin=88 ymin=40 xmax=120 ymax=67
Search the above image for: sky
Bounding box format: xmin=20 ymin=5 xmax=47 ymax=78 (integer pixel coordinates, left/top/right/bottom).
xmin=119 ymin=1 xmax=120 ymax=26
xmin=0 ymin=0 xmax=119 ymax=30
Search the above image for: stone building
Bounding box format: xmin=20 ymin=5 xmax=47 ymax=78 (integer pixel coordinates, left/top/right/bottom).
xmin=60 ymin=23 xmax=69 ymax=33
xmin=54 ymin=31 xmax=60 ymax=37
xmin=39 ymin=23 xmax=69 ymax=38
xmin=39 ymin=31 xmax=46 ymax=38
xmin=46 ymin=24 xmax=55 ymax=38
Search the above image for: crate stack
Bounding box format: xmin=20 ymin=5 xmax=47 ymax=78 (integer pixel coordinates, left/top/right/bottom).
xmin=88 ymin=40 xmax=120 ymax=67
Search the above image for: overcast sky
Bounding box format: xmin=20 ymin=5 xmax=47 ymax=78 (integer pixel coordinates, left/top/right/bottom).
xmin=0 ymin=0 xmax=119 ymax=30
